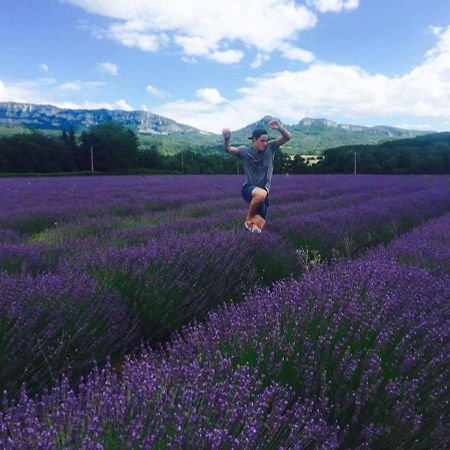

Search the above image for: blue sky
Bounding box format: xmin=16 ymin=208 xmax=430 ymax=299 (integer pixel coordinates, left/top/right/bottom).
xmin=0 ymin=0 xmax=449 ymax=133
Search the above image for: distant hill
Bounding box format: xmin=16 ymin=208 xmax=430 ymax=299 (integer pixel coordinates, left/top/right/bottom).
xmin=0 ymin=102 xmax=432 ymax=155
xmin=230 ymin=116 xmax=431 ymax=155
xmin=0 ymin=101 xmax=205 ymax=135
xmin=318 ymin=132 xmax=450 ymax=174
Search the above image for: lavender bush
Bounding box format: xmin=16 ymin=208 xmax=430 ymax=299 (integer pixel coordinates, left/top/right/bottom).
xmin=271 ymin=186 xmax=450 ymax=258
xmin=367 ymin=212 xmax=450 ymax=275
xmin=0 ymin=359 xmax=339 ymax=449
xmin=0 ymin=271 xmax=138 ymax=396
xmin=61 ymin=230 xmax=301 ymax=343
xmin=0 ymin=244 xmax=448 ymax=447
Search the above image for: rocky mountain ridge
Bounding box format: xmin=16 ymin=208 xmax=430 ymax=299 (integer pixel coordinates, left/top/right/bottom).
xmin=0 ymin=102 xmax=432 ymax=154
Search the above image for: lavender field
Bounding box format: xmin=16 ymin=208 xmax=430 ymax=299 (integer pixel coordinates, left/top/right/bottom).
xmin=0 ymin=174 xmax=449 ymax=449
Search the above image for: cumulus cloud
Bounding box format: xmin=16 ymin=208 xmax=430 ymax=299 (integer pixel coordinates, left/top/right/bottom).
xmin=279 ymin=44 xmax=315 ymax=63
xmin=0 ymin=79 xmax=55 ymax=104
xmin=146 ymin=84 xmax=167 ymax=98
xmin=251 ymin=53 xmax=271 ymax=69
xmin=154 ymin=26 xmax=450 ymax=132
xmin=96 ymin=62 xmax=119 ymax=76
xmin=196 ymin=88 xmax=225 ymax=104
xmin=0 ymin=81 xmax=10 ymax=101
xmin=0 ymin=78 xmax=131 ymax=112
xmin=306 ymin=0 xmax=359 ymax=13
xmin=65 ymin=0 xmax=317 ymax=63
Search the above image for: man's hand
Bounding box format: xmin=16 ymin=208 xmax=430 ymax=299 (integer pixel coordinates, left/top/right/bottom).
xmin=222 ymin=128 xmax=239 ymax=156
xmin=268 ymin=119 xmax=282 ymax=130
xmin=269 ymin=119 xmax=292 ymax=146
xmin=222 ymin=128 xmax=231 ymax=140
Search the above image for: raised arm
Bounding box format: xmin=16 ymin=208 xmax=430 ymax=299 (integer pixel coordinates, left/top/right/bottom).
xmin=222 ymin=128 xmax=240 ymax=156
xmin=269 ymin=119 xmax=292 ymax=147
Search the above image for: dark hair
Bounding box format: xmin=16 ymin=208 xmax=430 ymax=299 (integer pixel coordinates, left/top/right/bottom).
xmin=248 ymin=128 xmax=268 ymax=140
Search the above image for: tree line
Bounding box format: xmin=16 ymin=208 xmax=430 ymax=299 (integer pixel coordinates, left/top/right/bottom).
xmin=318 ymin=133 xmax=450 ymax=174
xmin=0 ymin=122 xmax=449 ymax=175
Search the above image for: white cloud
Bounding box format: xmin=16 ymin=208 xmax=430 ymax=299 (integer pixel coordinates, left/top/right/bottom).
xmin=154 ymin=26 xmax=450 ymax=132
xmin=96 ymin=62 xmax=119 ymax=76
xmin=279 ymin=44 xmax=315 ymax=63
xmin=85 ymin=81 xmax=106 ymax=87
xmin=175 ymin=35 xmax=211 ymax=57
xmin=146 ymin=84 xmax=167 ymax=98
xmin=105 ymin=22 xmax=167 ymax=52
xmin=209 ymin=49 xmax=244 ymax=64
xmin=251 ymin=53 xmax=271 ymax=69
xmin=58 ymin=82 xmax=82 ymax=91
xmin=39 ymin=63 xmax=49 ymax=72
xmin=0 ymin=78 xmax=131 ymax=112
xmin=65 ymin=0 xmax=317 ymax=63
xmin=58 ymin=80 xmax=105 ymax=91
xmin=0 ymin=81 xmax=10 ymax=101
xmin=196 ymin=88 xmax=225 ymax=104
xmin=115 ymin=99 xmax=133 ymax=110
xmin=0 ymin=79 xmax=56 ymax=104
xmin=395 ymin=123 xmax=434 ymax=131
xmin=307 ymin=0 xmax=359 ymax=13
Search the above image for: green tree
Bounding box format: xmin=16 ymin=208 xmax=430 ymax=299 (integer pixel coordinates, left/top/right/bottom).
xmin=291 ymin=155 xmax=310 ymax=173
xmin=139 ymin=143 xmax=164 ymax=169
xmin=80 ymin=122 xmax=139 ymax=172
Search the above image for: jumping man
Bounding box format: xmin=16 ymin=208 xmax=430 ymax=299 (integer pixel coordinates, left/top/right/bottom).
xmin=222 ymin=119 xmax=292 ymax=233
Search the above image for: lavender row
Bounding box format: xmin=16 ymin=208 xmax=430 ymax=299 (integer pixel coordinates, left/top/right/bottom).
xmin=1 ymin=175 xmax=446 ymax=234
xmin=1 ymin=256 xmax=448 ymax=447
xmin=0 ymin=175 xmax=237 ymax=233
xmin=366 ymin=212 xmax=450 ymax=275
xmin=0 ymin=184 xmax=416 ymax=275
xmin=18 ymin=178 xmax=449 ymax=263
xmin=0 ymin=361 xmax=339 ymax=449
xmin=0 ymin=270 xmax=137 ymax=396
xmin=62 ymin=230 xmax=300 ymax=343
xmin=0 ymin=230 xmax=301 ymax=398
xmin=270 ymin=186 xmax=450 ymax=258
xmin=5 ymin=177 xmax=442 ymax=278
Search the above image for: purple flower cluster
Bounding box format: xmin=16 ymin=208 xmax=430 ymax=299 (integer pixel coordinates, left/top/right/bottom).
xmin=0 ymin=174 xmax=448 ymax=447
xmin=1 ymin=225 xmax=448 ymax=447
xmin=367 ymin=212 xmax=450 ymax=275
xmin=0 ymin=359 xmax=338 ymax=449
xmin=0 ymin=270 xmax=138 ymax=396
xmin=61 ymin=229 xmax=300 ymax=343
xmin=271 ymin=186 xmax=450 ymax=258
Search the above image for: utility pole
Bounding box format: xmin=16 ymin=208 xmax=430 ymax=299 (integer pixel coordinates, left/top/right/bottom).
xmin=354 ymin=151 xmax=357 ymax=175
xmin=181 ymin=152 xmax=184 ymax=174
xmin=90 ymin=145 xmax=94 ymax=172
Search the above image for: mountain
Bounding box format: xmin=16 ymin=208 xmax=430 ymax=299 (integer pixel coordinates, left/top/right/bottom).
xmin=0 ymin=102 xmax=432 ymax=155
xmin=230 ymin=116 xmax=430 ymax=155
xmin=0 ymin=102 xmax=204 ymax=136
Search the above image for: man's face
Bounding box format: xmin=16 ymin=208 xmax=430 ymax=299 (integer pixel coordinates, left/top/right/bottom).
xmin=253 ymin=134 xmax=269 ymax=151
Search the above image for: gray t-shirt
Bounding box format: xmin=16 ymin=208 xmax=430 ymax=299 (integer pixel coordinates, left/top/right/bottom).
xmin=237 ymin=140 xmax=278 ymax=191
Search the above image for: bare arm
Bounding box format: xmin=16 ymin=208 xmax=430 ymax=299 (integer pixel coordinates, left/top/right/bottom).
xmin=269 ymin=119 xmax=292 ymax=147
xmin=222 ymin=128 xmax=240 ymax=156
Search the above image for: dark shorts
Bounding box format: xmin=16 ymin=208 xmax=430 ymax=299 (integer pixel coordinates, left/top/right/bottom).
xmin=241 ymin=183 xmax=270 ymax=219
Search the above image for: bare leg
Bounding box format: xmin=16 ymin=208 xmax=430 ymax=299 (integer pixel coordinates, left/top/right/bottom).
xmin=245 ymin=187 xmax=267 ymax=230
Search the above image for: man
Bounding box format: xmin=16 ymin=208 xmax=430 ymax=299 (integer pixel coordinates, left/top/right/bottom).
xmin=222 ymin=119 xmax=292 ymax=233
